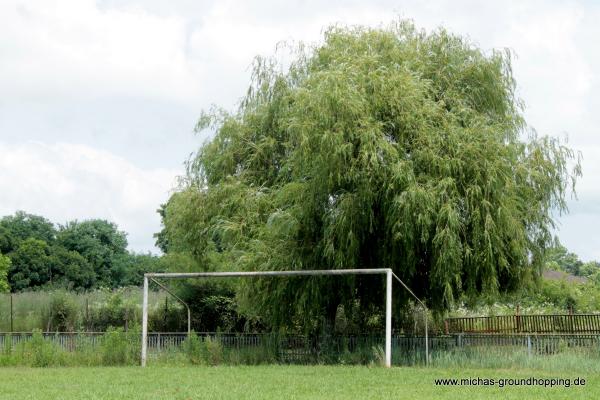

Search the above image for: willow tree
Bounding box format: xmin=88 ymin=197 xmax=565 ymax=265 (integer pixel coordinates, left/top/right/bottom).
xmin=161 ymin=21 xmax=580 ymax=330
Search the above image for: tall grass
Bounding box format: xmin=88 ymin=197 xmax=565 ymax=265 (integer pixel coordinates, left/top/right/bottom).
xmin=0 ymin=289 xmax=172 ymax=332
xmin=429 ymin=345 xmax=600 ymax=373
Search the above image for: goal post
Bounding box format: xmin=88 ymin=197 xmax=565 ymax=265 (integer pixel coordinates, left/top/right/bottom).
xmin=141 ymin=268 xmax=428 ymax=367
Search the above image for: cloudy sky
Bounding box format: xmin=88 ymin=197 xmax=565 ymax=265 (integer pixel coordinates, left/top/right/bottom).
xmin=0 ymin=0 xmax=598 ymax=260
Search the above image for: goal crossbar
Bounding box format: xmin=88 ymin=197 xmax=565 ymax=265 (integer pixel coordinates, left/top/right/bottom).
xmin=144 ymin=268 xmax=391 ymax=278
xmin=141 ymin=268 xmax=425 ymax=368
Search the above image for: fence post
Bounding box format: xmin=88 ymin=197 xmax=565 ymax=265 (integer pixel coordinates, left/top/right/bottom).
xmin=85 ymin=298 xmax=89 ymax=332
xmin=10 ymin=294 xmax=13 ymax=333
xmin=569 ymin=306 xmax=574 ymax=333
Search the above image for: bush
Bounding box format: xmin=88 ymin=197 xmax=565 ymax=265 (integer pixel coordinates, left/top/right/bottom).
xmin=101 ymin=326 xmax=140 ymax=365
xmin=181 ymin=332 xmax=223 ymax=365
xmin=43 ymin=291 xmax=80 ymax=331
xmin=204 ymin=336 xmax=223 ymax=366
xmin=8 ymin=330 xmax=64 ymax=367
xmin=90 ymin=291 xmax=140 ymax=332
xmin=182 ymin=331 xmax=203 ymax=365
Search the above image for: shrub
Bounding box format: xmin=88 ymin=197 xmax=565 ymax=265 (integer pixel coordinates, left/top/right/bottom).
xmin=204 ymin=336 xmax=223 ymax=366
xmin=43 ymin=291 xmax=80 ymax=331
xmin=181 ymin=332 xmax=224 ymax=365
xmin=90 ymin=291 xmax=140 ymax=332
xmin=12 ymin=330 xmax=64 ymax=367
xmin=182 ymin=331 xmax=204 ymax=365
xmin=101 ymin=326 xmax=140 ymax=365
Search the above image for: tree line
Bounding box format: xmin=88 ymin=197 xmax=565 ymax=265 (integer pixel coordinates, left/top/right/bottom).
xmin=0 ymin=211 xmax=164 ymax=292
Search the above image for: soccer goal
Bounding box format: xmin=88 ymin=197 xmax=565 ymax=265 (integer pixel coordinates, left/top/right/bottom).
xmin=141 ymin=268 xmax=428 ymax=367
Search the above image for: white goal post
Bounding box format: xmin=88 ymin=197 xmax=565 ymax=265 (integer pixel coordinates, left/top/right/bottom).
xmin=141 ymin=268 xmax=428 ymax=367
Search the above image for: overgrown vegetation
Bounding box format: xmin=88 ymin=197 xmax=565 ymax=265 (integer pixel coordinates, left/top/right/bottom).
xmin=450 ymin=241 xmax=600 ymax=318
xmin=3 ymin=330 xmax=600 ymax=370
xmin=0 ymin=289 xmax=182 ymax=332
xmin=0 ymin=328 xmax=141 ymax=367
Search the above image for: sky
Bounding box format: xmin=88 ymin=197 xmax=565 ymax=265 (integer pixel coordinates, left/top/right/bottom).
xmin=0 ymin=0 xmax=598 ymax=260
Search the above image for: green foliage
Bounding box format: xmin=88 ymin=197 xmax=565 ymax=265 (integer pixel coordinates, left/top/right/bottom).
xmin=101 ymin=326 xmax=140 ymax=366
xmin=182 ymin=331 xmax=203 ymax=364
xmin=43 ymin=291 xmax=80 ymax=331
xmin=580 ymin=261 xmax=600 ymax=278
xmin=8 ymin=238 xmax=52 ymax=290
xmin=57 ymin=220 xmax=128 ymax=287
xmin=181 ymin=332 xmax=223 ymax=365
xmin=161 ymin=20 xmax=580 ymax=331
xmin=10 ymin=330 xmax=62 ymax=367
xmin=0 ymin=253 xmax=10 ymax=293
xmin=544 ymin=242 xmax=584 ymax=276
xmin=49 ymin=246 xmax=96 ymax=290
xmin=88 ymin=290 xmax=140 ymax=332
xmin=0 ymin=210 xmax=167 ymax=291
xmin=153 ymin=203 xmax=171 ymax=253
xmin=177 ymin=281 xmax=249 ymax=332
xmin=0 ymin=288 xmax=171 ymax=332
xmin=28 ymin=330 xmax=61 ymax=367
xmin=0 ymin=211 xmax=56 ymax=253
xmin=148 ymin=297 xmax=187 ymax=332
xmin=452 ymin=277 xmax=600 ymax=317
xmin=204 ymin=335 xmax=224 ymax=365
xmin=111 ymin=252 xmax=166 ymax=287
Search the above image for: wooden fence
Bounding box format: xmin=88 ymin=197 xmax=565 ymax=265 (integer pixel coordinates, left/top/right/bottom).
xmin=445 ymin=314 xmax=600 ymax=334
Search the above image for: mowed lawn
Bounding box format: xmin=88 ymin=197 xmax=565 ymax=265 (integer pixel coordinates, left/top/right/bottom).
xmin=0 ymin=365 xmax=596 ymax=400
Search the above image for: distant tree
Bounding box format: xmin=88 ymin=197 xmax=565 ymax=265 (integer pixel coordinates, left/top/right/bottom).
xmin=8 ymin=238 xmax=52 ymax=290
xmin=0 ymin=211 xmax=56 ymax=252
xmin=49 ymin=246 xmax=96 ymax=290
xmin=57 ymin=220 xmax=128 ymax=287
xmin=0 ymin=252 xmax=10 ymax=293
xmin=580 ymin=261 xmax=600 ymax=278
xmin=544 ymin=243 xmax=584 ymax=276
xmin=0 ymin=225 xmax=14 ymax=254
xmin=162 ymin=20 xmax=580 ymax=330
xmin=111 ymin=252 xmax=164 ymax=287
xmin=154 ymin=203 xmax=170 ymax=253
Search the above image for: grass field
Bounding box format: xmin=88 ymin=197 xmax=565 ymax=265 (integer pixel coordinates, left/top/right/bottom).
xmin=0 ymin=365 xmax=596 ymax=400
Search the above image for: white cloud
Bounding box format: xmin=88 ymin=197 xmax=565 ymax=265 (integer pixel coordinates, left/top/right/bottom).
xmin=0 ymin=141 xmax=179 ymax=252
xmin=0 ymin=0 xmax=199 ymax=103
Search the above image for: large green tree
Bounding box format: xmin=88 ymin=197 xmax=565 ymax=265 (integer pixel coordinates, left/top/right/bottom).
xmin=161 ymin=21 xmax=580 ymax=330
xmin=49 ymin=246 xmax=96 ymax=289
xmin=8 ymin=238 xmax=52 ymax=290
xmin=0 ymin=211 xmax=56 ymax=253
xmin=111 ymin=252 xmax=166 ymax=287
xmin=57 ymin=220 xmax=128 ymax=287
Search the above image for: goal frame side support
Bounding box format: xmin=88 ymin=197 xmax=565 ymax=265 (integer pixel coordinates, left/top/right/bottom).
xmin=142 ymin=268 xmax=405 ymax=367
